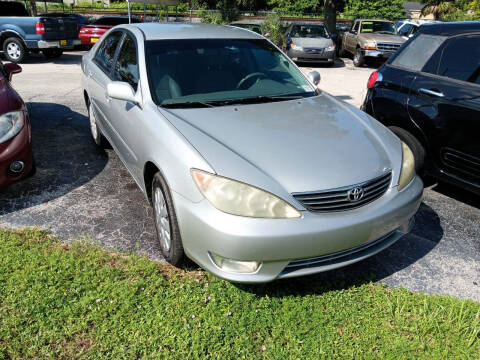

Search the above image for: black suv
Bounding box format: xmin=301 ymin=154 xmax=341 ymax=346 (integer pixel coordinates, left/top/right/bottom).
xmin=362 ymin=22 xmax=480 ymax=195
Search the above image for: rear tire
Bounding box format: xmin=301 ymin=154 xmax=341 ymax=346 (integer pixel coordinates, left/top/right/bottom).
xmin=88 ymin=101 xmax=106 ymax=147
xmin=3 ymin=37 xmax=26 ymax=63
xmin=152 ymin=172 xmax=184 ymax=266
xmin=42 ymin=49 xmax=63 ymax=59
xmin=353 ymin=48 xmax=365 ymax=67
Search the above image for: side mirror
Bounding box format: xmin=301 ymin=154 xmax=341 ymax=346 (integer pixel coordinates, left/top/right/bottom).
xmin=4 ymin=63 xmax=22 ymax=81
xmin=107 ymin=81 xmax=139 ymax=105
xmin=308 ymin=71 xmax=321 ymax=86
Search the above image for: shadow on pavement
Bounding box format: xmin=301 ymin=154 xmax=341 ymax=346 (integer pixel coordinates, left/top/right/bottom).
xmin=430 ymin=182 xmax=480 ymax=209
xmin=236 ymin=202 xmax=443 ymax=297
xmin=0 ymin=102 xmax=108 ymax=215
xmin=1 ymin=51 xmax=85 ymax=65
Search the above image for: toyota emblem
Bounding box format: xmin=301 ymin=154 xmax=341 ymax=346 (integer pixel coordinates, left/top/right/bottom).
xmin=347 ymin=187 xmax=364 ymax=202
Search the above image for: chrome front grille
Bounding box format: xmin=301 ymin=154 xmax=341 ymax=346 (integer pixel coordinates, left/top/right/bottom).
xmin=376 ymin=42 xmax=401 ymax=52
xmin=292 ymin=171 xmax=392 ymax=212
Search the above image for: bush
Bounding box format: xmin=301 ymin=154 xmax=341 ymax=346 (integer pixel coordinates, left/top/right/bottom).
xmin=262 ymin=13 xmax=287 ymax=48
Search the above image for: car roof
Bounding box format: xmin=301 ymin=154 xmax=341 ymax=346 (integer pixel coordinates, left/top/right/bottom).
xmin=355 ymin=19 xmax=394 ymax=22
xmin=290 ymin=22 xmax=325 ymax=26
xmin=126 ymin=23 xmax=263 ymax=40
xmin=418 ymin=21 xmax=480 ymax=36
xmin=230 ymin=20 xmax=262 ymax=25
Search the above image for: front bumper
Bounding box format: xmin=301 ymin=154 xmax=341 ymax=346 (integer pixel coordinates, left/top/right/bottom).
xmin=363 ymin=49 xmax=396 ymax=59
xmin=174 ymin=176 xmax=423 ymax=283
xmin=0 ymin=117 xmax=33 ymax=188
xmin=287 ymin=49 xmax=335 ymax=62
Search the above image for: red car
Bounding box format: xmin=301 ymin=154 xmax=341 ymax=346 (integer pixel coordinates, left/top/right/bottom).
xmin=78 ymin=16 xmax=140 ymax=46
xmin=0 ymin=61 xmax=33 ymax=188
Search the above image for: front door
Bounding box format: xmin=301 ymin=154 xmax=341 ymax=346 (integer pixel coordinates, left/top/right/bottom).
xmin=109 ymin=32 xmax=143 ymax=183
xmin=88 ymin=30 xmax=123 ymax=145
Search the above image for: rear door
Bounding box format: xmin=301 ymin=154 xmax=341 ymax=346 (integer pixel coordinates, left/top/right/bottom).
xmin=408 ymin=34 xmax=480 ymax=183
xmin=370 ymin=34 xmax=445 ymax=132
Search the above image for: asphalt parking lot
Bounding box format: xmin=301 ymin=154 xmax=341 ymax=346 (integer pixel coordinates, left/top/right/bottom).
xmin=0 ymin=51 xmax=479 ymax=301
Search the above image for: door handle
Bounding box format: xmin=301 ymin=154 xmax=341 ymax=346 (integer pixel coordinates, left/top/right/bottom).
xmin=418 ymin=88 xmax=445 ymax=98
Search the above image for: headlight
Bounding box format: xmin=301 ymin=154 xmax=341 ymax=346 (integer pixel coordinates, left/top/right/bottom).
xmin=291 ymin=42 xmax=303 ymax=51
xmin=326 ymin=44 xmax=336 ymax=52
xmin=0 ymin=111 xmax=25 ymax=144
xmin=363 ymin=42 xmax=377 ymax=50
xmin=398 ymin=142 xmax=415 ymax=191
xmin=191 ymin=169 xmax=301 ymax=219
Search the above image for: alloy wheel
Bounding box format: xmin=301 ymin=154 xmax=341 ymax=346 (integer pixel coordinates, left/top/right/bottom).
xmin=154 ymin=187 xmax=171 ymax=251
xmin=89 ymin=103 xmax=98 ymax=140
xmin=6 ymin=43 xmax=21 ymax=60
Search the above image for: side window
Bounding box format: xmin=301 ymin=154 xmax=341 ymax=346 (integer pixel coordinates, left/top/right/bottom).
xmin=398 ymin=24 xmax=412 ymax=36
xmin=437 ymin=35 xmax=480 ymax=85
xmin=352 ymin=21 xmax=359 ymax=33
xmin=113 ymin=34 xmax=139 ymax=91
xmin=94 ymin=31 xmax=123 ymax=75
xmin=390 ymin=34 xmax=446 ymax=71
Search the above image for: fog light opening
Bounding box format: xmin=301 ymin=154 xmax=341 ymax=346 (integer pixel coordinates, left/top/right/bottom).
xmin=9 ymin=161 xmax=25 ymax=174
xmin=209 ymin=252 xmax=261 ymax=274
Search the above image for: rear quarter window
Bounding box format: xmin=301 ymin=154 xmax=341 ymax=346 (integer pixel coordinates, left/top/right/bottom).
xmin=390 ymin=34 xmax=446 ymax=71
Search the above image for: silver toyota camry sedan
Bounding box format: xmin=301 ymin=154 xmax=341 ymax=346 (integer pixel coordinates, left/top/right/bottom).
xmin=81 ymin=23 xmax=423 ymax=283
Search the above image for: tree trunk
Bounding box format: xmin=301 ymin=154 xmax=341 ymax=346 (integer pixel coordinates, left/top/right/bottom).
xmin=29 ymin=0 xmax=38 ymax=16
xmin=324 ymin=0 xmax=337 ymax=35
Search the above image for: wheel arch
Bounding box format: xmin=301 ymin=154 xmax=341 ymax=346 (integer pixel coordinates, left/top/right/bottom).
xmin=0 ymin=30 xmax=27 ymax=49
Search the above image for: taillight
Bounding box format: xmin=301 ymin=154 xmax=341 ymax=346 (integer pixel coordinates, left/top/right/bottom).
xmin=367 ymin=71 xmax=382 ymax=89
xmin=35 ymin=21 xmax=45 ymax=34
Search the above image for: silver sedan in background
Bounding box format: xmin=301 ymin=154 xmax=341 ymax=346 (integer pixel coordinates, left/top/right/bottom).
xmin=81 ymin=23 xmax=423 ymax=283
xmin=286 ymin=22 xmax=336 ymax=65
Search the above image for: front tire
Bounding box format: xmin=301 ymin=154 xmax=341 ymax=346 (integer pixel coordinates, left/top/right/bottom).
xmin=152 ymin=172 xmax=184 ymax=265
xmin=389 ymin=126 xmax=425 ymax=174
xmin=353 ymin=48 xmax=365 ymax=67
xmin=3 ymin=37 xmax=26 ymax=63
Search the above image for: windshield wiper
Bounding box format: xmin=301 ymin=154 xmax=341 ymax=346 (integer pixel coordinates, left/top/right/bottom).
xmin=220 ymin=95 xmax=307 ymax=106
xmin=161 ymin=101 xmax=218 ymax=109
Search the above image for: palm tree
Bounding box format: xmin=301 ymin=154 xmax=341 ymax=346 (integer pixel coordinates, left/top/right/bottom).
xmin=421 ymin=0 xmax=458 ymax=20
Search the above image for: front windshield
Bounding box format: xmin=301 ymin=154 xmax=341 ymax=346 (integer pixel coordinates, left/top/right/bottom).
xmin=361 ymin=21 xmax=396 ymax=34
xmin=291 ymin=25 xmax=330 ymax=39
xmin=145 ymin=39 xmax=315 ymax=107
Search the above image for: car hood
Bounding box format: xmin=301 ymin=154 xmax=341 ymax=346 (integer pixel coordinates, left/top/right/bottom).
xmin=290 ymin=37 xmax=333 ymax=48
xmin=160 ymin=94 xmax=400 ymax=194
xmin=360 ymin=33 xmax=406 ymax=43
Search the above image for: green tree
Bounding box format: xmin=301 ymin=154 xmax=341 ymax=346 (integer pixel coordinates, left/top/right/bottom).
xmin=344 ymin=0 xmax=405 ymax=19
xmin=420 ymin=0 xmax=458 ymax=20
xmin=267 ymin=0 xmax=320 ymax=14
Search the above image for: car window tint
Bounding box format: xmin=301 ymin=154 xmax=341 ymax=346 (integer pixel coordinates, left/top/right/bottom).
xmin=94 ymin=31 xmax=123 ymax=75
xmin=391 ymin=34 xmax=446 ymax=71
xmin=438 ymin=35 xmax=480 ymax=84
xmin=113 ymin=34 xmax=139 ymax=91
xmin=398 ymin=24 xmax=412 ymax=36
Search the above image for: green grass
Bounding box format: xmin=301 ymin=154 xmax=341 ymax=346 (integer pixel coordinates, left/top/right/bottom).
xmin=0 ymin=229 xmax=478 ymax=359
